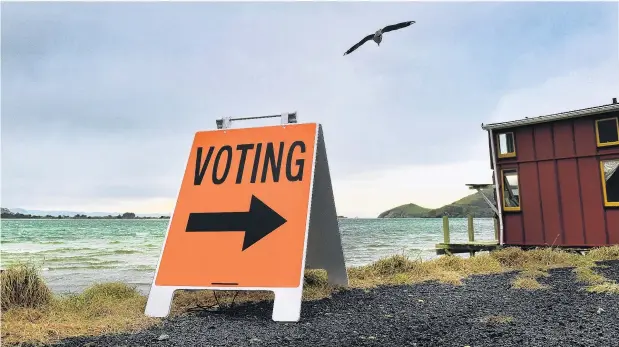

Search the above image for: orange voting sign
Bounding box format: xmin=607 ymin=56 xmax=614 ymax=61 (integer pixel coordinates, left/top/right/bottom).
xmin=145 ymin=119 xmax=347 ymax=322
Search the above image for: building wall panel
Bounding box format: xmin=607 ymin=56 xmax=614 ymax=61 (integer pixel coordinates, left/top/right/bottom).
xmin=556 ymin=159 xmax=585 ymax=246
xmin=503 ymin=213 xmax=524 ymax=245
xmin=533 ymin=124 xmax=554 ymax=161
xmin=537 ymin=161 xmax=563 ymax=245
xmin=573 ymin=118 xmax=597 ymax=157
xmin=519 ymin=162 xmax=544 ymax=245
xmin=553 ymin=121 xmax=575 ymax=158
xmin=606 ymin=210 xmax=619 ymax=245
xmin=578 ymin=157 xmax=608 ymax=245
xmin=514 ymin=127 xmax=536 ymax=162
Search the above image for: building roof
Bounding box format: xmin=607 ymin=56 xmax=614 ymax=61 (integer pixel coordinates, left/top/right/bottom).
xmin=481 ymin=101 xmax=619 ymax=131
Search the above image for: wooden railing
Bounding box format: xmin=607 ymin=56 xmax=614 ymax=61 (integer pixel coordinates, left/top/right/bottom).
xmin=437 ymin=215 xmax=501 ymax=256
xmin=442 ymin=215 xmax=499 ymax=244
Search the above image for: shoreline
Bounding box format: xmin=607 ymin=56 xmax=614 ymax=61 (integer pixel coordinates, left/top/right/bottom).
xmin=2 ymin=246 xmax=618 ymax=346
xmin=2 ymin=218 xmax=500 ymax=295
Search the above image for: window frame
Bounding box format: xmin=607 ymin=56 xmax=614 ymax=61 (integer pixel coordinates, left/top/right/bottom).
xmin=496 ymin=132 xmax=517 ymax=159
xmin=600 ymin=159 xmax=619 ymax=208
xmin=501 ymin=168 xmax=521 ymax=212
xmin=595 ymin=117 xmax=619 ymax=148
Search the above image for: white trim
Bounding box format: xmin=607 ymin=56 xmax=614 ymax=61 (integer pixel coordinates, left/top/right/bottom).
xmin=488 ymin=128 xmax=504 ymax=245
xmin=481 ymin=103 xmax=619 ymax=131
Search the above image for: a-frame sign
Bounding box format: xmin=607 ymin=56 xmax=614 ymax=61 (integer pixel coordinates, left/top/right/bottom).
xmin=145 ymin=115 xmax=347 ymax=322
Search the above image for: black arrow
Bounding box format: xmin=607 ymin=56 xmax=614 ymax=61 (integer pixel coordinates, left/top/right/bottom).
xmin=185 ymin=195 xmax=287 ymax=251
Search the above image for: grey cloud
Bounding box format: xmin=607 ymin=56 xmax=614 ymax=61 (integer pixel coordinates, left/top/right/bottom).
xmin=1 ymin=1 xmax=617 ymax=209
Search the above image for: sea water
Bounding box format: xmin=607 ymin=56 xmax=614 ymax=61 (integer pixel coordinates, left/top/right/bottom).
xmin=0 ymin=218 xmax=496 ymax=294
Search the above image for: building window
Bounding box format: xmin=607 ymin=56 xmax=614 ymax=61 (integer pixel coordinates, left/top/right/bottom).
xmin=501 ymin=169 xmax=521 ymax=211
xmin=601 ymin=159 xmax=619 ymax=207
xmin=595 ymin=117 xmax=619 ymax=147
xmin=497 ymin=132 xmax=516 ymax=158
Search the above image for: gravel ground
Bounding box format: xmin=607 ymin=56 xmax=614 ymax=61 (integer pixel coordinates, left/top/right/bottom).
xmin=595 ymin=260 xmax=619 ymax=283
xmin=43 ymin=260 xmax=619 ymax=347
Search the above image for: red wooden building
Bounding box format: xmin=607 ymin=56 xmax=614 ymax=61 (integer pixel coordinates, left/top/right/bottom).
xmin=481 ymin=98 xmax=619 ymax=248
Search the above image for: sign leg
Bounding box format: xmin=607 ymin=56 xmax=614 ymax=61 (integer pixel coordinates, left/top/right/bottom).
xmin=325 ymin=262 xmax=348 ymax=286
xmin=304 ymin=125 xmax=349 ymax=287
xmin=272 ymin=287 xmax=303 ymax=322
xmin=144 ymin=285 xmax=176 ymax=317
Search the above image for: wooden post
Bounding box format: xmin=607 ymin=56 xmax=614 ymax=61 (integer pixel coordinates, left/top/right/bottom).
xmin=442 ymin=216 xmax=450 ymax=244
xmin=494 ymin=218 xmax=499 ymax=242
xmin=467 ymin=215 xmax=475 ymax=243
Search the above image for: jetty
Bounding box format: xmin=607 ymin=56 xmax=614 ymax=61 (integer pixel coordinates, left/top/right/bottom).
xmin=434 ymin=215 xmax=501 ymax=255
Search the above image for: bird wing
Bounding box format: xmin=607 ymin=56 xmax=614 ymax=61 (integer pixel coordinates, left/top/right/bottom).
xmin=343 ymin=34 xmax=374 ymax=55
xmin=382 ymin=21 xmax=415 ymax=33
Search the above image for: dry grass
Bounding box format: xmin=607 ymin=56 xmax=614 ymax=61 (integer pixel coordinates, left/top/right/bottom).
xmin=512 ymin=276 xmax=548 ymax=290
xmin=2 ymin=245 xmax=619 ymax=346
xmin=573 ymin=266 xmax=608 ymax=285
xmin=491 ymin=246 xmax=592 ymax=270
xmin=511 ymin=267 xmax=550 ymax=290
xmin=585 ymin=246 xmax=619 ymax=261
xmin=586 ymin=282 xmax=619 ymax=294
xmin=1 ymin=281 xmax=159 ymax=346
xmin=1 ymin=262 xmax=52 ymax=311
xmin=571 ymin=250 xmax=619 ymax=294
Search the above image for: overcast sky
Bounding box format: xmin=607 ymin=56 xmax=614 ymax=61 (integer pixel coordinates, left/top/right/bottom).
xmin=2 ymin=1 xmax=618 ymax=217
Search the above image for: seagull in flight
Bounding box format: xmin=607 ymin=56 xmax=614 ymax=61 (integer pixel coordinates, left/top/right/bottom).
xmin=343 ymin=21 xmax=416 ymax=56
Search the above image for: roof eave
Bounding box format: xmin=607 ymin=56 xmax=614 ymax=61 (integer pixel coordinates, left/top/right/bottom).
xmin=480 ymin=103 xmax=619 ymax=131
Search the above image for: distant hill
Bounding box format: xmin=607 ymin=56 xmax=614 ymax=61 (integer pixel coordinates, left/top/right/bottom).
xmin=378 ymin=188 xmax=497 ymax=218
xmin=378 ymin=203 xmax=431 ymax=218
xmin=6 ymin=208 xmax=169 ymax=218
xmin=1 ymin=208 xmax=170 ymax=219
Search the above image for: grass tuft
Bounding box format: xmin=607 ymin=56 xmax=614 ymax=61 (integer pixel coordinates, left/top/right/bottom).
xmin=81 ymin=282 xmax=142 ymax=301
xmin=511 ymin=267 xmax=550 ymax=290
xmin=586 ymin=282 xmax=619 ymax=294
xmin=586 ymin=245 xmax=619 ymax=261
xmin=1 ymin=279 xmax=158 ymax=345
xmin=573 ymin=266 xmax=608 ymax=285
xmin=491 ymin=247 xmax=529 ymax=268
xmin=1 ymin=262 xmax=52 ymax=311
xmin=2 ymin=245 xmax=619 ymax=346
xmin=512 ymin=276 xmax=547 ymax=290
xmin=370 ymin=254 xmax=419 ymax=276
